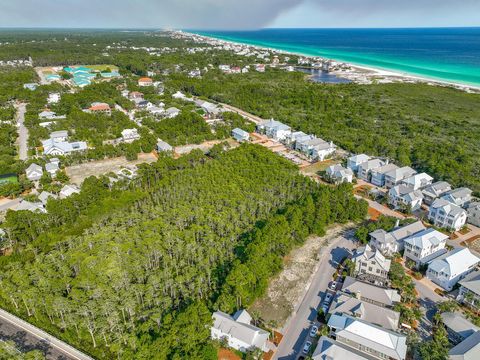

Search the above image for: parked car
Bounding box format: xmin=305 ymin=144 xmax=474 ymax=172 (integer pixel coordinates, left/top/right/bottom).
xmin=309 ymin=325 xmax=319 ymax=337
xmin=303 ymin=341 xmax=312 ymax=354
xmin=324 ymin=292 xmax=333 ymax=303
xmin=330 ymin=281 xmax=337 ymax=290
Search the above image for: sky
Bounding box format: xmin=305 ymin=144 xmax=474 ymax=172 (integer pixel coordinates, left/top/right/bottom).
xmin=0 ymin=0 xmax=479 ymax=29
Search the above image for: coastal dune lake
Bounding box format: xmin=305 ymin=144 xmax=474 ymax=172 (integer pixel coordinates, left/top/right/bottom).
xmin=194 ymin=28 xmax=480 ymax=87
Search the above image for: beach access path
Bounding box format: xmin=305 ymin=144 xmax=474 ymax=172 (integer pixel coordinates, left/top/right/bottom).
xmin=15 ymin=103 xmax=28 ymax=161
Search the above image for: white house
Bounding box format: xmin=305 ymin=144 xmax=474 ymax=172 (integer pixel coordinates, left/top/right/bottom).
xmin=457 ymin=270 xmax=480 ymax=310
xmin=47 ymin=93 xmax=61 ymax=104
xmin=428 ymin=198 xmax=467 ymax=231
xmin=295 ymin=137 xmax=335 ymax=161
xmin=427 ymin=248 xmax=480 ymax=291
xmin=138 ymin=77 xmax=153 ymax=87
xmin=121 ymin=129 xmax=140 ymax=143
xmin=388 ymin=185 xmax=424 ymax=211
xmin=38 ymin=191 xmax=57 ymax=205
xmin=257 ymin=119 xmax=291 ymax=141
xmin=13 ymin=200 xmax=46 ymax=213
xmin=45 ymin=161 xmax=59 ymax=177
xmin=371 ymin=164 xmax=399 ymax=187
xmin=467 ymin=202 xmax=480 ymax=227
xmin=157 ymin=140 xmax=173 ymax=153
xmin=326 ymin=164 xmax=354 ymax=184
xmin=327 ymin=314 xmax=407 ymax=360
xmin=313 ymin=336 xmax=373 ymax=360
xmin=384 ymin=166 xmax=417 ymax=189
xmin=352 ymin=244 xmax=391 ymax=285
xmin=165 ymin=107 xmax=181 ymax=119
xmin=401 ymin=172 xmax=434 ymax=190
xmin=26 ymin=163 xmax=43 ymax=181
xmin=284 ymin=132 xmax=312 ymax=148
xmin=357 ymin=159 xmax=385 ymax=182
xmin=403 ymin=228 xmax=448 ymax=268
xmin=347 ymin=154 xmax=371 ymax=173
xmin=172 ymin=91 xmax=188 ymax=100
xmin=42 ymin=138 xmax=87 ymax=156
xmin=50 ymin=130 xmax=69 ymax=142
xmin=442 ymin=188 xmax=473 ymax=208
xmin=211 ymin=310 xmax=269 ymax=353
xmin=369 ymin=221 xmax=426 ymax=256
xmin=232 ymin=128 xmax=250 ymax=142
xmin=59 ymin=184 xmax=80 ymax=199
xmin=422 ymin=181 xmax=452 ymax=205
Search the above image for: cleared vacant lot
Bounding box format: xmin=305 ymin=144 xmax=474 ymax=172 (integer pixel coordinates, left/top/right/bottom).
xmin=66 ymin=153 xmax=157 ymax=185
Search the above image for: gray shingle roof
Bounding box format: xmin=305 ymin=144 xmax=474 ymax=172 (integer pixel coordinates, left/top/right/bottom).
xmin=342 ymin=277 xmax=401 ymax=306
xmin=449 ymin=331 xmax=480 ymax=359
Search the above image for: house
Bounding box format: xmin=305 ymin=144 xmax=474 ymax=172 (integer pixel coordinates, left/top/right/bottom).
xmin=357 ymin=159 xmax=385 ymax=182
xmin=23 ymin=83 xmax=38 ymax=91
xmin=467 ymin=202 xmax=480 ymax=227
xmin=457 ymin=270 xmax=480 ymax=310
xmin=448 ymin=330 xmax=480 ymax=360
xmin=59 ymin=184 xmax=80 ymax=199
xmin=13 ymin=200 xmax=46 ymax=213
xmin=157 ymin=140 xmax=173 ymax=153
xmin=295 ymin=137 xmax=335 ymax=161
xmin=121 ymin=129 xmax=140 ymax=143
xmin=232 ymin=128 xmax=250 ymax=142
xmin=342 ymin=277 xmax=401 ymax=308
xmin=326 ymin=165 xmax=354 ymax=184
xmin=440 ymin=312 xmax=479 ymax=345
xmin=428 ymin=198 xmax=467 ymax=231
xmin=50 ymin=130 xmax=69 ymax=142
xmin=42 ymin=138 xmax=87 ymax=156
xmin=257 ymin=119 xmax=291 ymax=141
xmin=148 ymin=106 xmax=165 ymax=115
xmin=371 ymin=163 xmax=399 ymax=187
xmin=427 ymin=248 xmax=480 ymax=291
xmin=284 ymin=131 xmax=313 ymax=147
xmin=442 ymin=188 xmax=473 ymax=208
xmin=172 ymin=91 xmax=188 ymax=100
xmin=388 ymin=185 xmax=424 ymax=212
xmin=218 ymin=64 xmax=231 ymax=73
xmin=401 ymin=173 xmax=434 ymax=190
xmin=38 ymin=191 xmax=57 ymax=205
xmin=330 ymin=293 xmax=400 ymax=331
xmin=327 ymin=314 xmax=407 ymax=360
xmin=138 ymin=77 xmax=153 ymax=87
xmin=369 ymin=220 xmax=426 ymax=256
xmin=384 ymin=166 xmax=417 ymax=189
xmin=129 ymin=91 xmax=144 ymax=100
xmin=39 ymin=110 xmax=60 ymax=120
xmin=403 ymin=228 xmax=448 ymax=268
xmin=422 ymin=181 xmax=452 ymax=206
xmin=347 ymin=154 xmax=371 ymax=173
xmin=196 ymin=100 xmax=222 ymax=117
xmin=47 ymin=93 xmax=61 ymax=104
xmin=312 ymin=336 xmax=373 ymax=360
xmin=352 ymin=244 xmax=391 ymax=285
xmin=45 ymin=161 xmax=59 ymax=177
xmin=88 ymin=102 xmax=111 ymax=115
xmin=255 ymin=64 xmax=266 ymax=72
xmin=165 ymin=107 xmax=180 ymax=119
xmin=26 ymin=163 xmax=43 ymax=181
xmin=211 ymin=310 xmax=269 ymax=353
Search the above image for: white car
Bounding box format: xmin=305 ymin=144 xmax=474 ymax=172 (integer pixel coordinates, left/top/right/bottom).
xmin=324 ymin=293 xmax=333 ymax=303
xmin=330 ymin=281 xmax=337 ymax=290
xmin=309 ymin=325 xmax=318 ymax=338
xmin=303 ymin=341 xmax=312 ymax=354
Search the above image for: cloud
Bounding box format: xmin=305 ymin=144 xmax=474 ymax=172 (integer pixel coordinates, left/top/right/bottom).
xmin=0 ymin=0 xmax=476 ymax=29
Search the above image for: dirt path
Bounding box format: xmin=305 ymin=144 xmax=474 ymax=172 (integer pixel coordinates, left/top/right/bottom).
xmin=14 ymin=103 xmax=28 ymax=160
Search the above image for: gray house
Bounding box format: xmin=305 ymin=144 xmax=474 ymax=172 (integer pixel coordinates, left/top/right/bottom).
xmin=342 ymin=277 xmax=401 ymax=308
xmin=448 ymin=330 xmax=480 ymax=360
xmin=232 ymin=128 xmax=250 ymax=142
xmin=352 ymin=244 xmax=391 ymax=286
xmin=422 ymin=181 xmax=452 ymax=205
xmin=157 ymin=140 xmax=173 ymax=153
xmin=369 ymin=221 xmax=426 ymax=256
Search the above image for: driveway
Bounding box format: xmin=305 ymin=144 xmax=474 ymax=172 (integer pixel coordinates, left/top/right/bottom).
xmin=274 ymin=228 xmax=357 ymax=360
xmin=15 ymin=103 xmax=28 ymax=161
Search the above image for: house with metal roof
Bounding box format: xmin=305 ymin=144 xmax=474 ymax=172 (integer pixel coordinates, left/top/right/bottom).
xmin=388 ymin=185 xmax=424 ymax=211
xmin=427 ymin=248 xmax=480 ymax=291
xmin=330 ymin=293 xmax=400 ymax=330
xmin=26 ymin=163 xmax=43 ymax=181
xmin=312 ymin=336 xmax=375 ymax=360
xmin=369 ymin=221 xmax=426 ymax=256
xmin=327 ymin=314 xmax=407 ymax=360
xmin=326 ymin=164 xmax=354 ymax=184
xmin=448 ymin=330 xmax=480 ymax=360
xmin=60 ymin=184 xmax=80 ymax=199
xmin=211 ymin=310 xmax=269 ymax=353
xmin=13 ymin=200 xmax=46 ymax=213
xmin=442 ymin=188 xmax=473 ymax=209
xmin=371 ymin=163 xmax=399 ymax=187
xmin=422 ymin=181 xmax=452 ymax=206
xmin=384 ymin=166 xmax=417 ymax=189
xmin=342 ymin=277 xmax=401 ymax=308
xmin=352 ymin=244 xmax=391 ymax=286
xmin=457 ymin=270 xmax=480 ymax=310
xmin=257 ymin=119 xmax=291 ymax=141
xmin=232 ymin=128 xmax=250 ymax=142
xmin=403 ymin=228 xmax=448 ymax=269
xmin=428 ymin=198 xmax=467 ymax=231
xmin=467 ymin=202 xmax=480 ymax=227
xmin=440 ymin=312 xmax=479 ymax=345
xmin=165 ymin=107 xmax=181 ymax=118
xmin=401 ymin=172 xmax=434 ymax=190
xmin=357 ymin=159 xmax=385 ymax=182
xmin=347 ymin=154 xmax=371 ymax=173
xmin=157 ymin=140 xmax=173 ymax=153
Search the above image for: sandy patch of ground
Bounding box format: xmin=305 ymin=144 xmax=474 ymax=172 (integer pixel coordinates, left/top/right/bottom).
xmin=174 ymin=139 xmax=238 ymax=156
xmin=249 ymin=225 xmax=350 ymax=328
xmin=65 ymin=153 xmax=157 ymax=185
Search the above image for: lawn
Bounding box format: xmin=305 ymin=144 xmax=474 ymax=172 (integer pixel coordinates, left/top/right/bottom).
xmin=0 ymin=174 xmax=18 ymax=185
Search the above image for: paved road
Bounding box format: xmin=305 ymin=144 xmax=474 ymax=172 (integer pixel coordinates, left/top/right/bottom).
xmin=219 ymin=103 xmax=264 ymax=124
xmin=413 ymin=276 xmax=445 ymax=340
xmin=354 ymin=195 xmax=406 ymax=220
xmin=0 ymin=309 xmax=93 ymax=360
xmin=274 ymin=228 xmax=357 ymax=360
xmin=0 ymin=198 xmax=20 ymax=212
xmin=15 ymin=103 xmax=28 ymax=160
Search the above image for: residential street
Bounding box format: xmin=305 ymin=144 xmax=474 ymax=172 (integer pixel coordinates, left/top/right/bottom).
xmin=0 ymin=308 xmax=93 ymax=360
xmin=15 ymin=102 xmax=28 ymax=161
xmin=274 ymin=228 xmax=357 ymax=360
xmin=413 ymin=276 xmax=445 ymax=340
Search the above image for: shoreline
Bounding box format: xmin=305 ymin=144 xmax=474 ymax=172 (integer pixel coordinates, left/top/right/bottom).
xmin=180 ymin=30 xmax=480 ymax=93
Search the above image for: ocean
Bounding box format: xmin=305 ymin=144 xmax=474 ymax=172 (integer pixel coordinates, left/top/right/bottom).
xmin=192 ymin=28 xmax=480 ymax=87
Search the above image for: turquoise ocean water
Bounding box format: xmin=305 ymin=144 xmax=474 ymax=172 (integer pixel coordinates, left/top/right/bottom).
xmin=192 ymin=28 xmax=480 ymax=87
